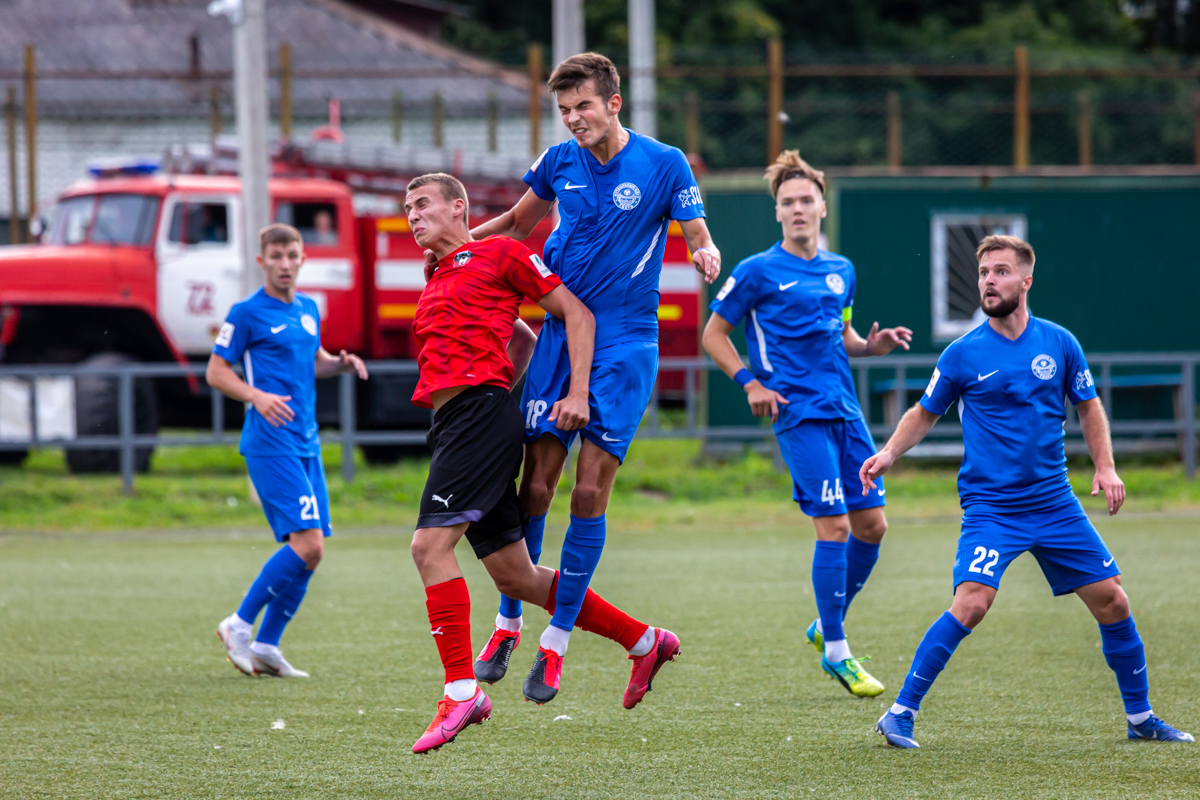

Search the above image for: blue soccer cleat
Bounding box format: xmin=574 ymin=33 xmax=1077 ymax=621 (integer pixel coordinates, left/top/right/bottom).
xmin=1127 ymin=715 xmax=1195 ymax=742
xmin=876 ymin=709 xmax=920 ymax=749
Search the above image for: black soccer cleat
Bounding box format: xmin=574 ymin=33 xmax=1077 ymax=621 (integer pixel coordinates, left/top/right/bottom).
xmin=522 ymin=646 xmax=562 ymax=705
xmin=474 ymin=627 xmax=520 ymax=684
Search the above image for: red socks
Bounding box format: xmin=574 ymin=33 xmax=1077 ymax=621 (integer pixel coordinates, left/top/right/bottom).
xmin=425 ymin=577 xmax=474 ymax=683
xmin=542 ymin=571 xmax=647 ymax=651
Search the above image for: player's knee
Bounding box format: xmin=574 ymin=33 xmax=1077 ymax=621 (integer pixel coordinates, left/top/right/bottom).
xmin=569 ymin=481 xmax=607 ymax=517
xmin=410 ymin=535 xmax=434 ymax=570
xmin=855 ymin=515 xmax=888 ymax=543
xmin=522 ymin=480 xmax=555 ymax=517
xmin=952 ymin=587 xmax=993 ymax=628
xmin=1099 ymin=585 xmax=1131 ymax=622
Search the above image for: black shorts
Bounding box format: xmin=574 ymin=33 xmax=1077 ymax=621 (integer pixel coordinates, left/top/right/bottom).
xmin=417 ymin=384 xmax=525 ymax=559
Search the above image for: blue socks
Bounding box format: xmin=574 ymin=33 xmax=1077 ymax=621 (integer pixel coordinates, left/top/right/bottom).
xmin=236 ymin=544 xmax=308 ymax=626
xmin=811 ymin=540 xmax=848 ymax=643
xmin=843 ymin=535 xmax=880 ymax=618
xmin=1100 ymin=617 xmax=1151 ymax=715
xmin=895 ymin=611 xmax=972 ymax=711
xmin=255 ymin=567 xmax=315 ymax=646
xmin=499 ymin=513 xmax=546 ymax=620
xmin=549 ymin=514 xmax=606 ymax=631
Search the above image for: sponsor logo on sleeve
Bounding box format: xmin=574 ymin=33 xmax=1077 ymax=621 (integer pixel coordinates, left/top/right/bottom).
xmin=1074 ymin=368 xmax=1094 ymax=391
xmin=1031 ymin=354 xmax=1057 ymax=380
xmin=529 ymin=253 xmax=553 ymax=278
xmin=716 ymin=276 xmax=736 ymax=301
xmin=925 ymin=367 xmax=941 ymax=397
xmin=529 ymin=148 xmax=548 ymax=172
xmin=215 ymin=322 xmax=234 ymax=347
xmin=825 ymin=273 xmax=846 ymax=295
xmin=613 ymin=182 xmax=642 ymax=211
xmin=677 ymin=186 xmax=703 ymax=208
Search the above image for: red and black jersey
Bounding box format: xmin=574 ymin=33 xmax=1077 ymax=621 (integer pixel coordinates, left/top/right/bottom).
xmin=412 ymin=235 xmax=562 ymax=408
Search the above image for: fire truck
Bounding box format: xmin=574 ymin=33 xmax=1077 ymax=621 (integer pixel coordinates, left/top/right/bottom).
xmin=0 ymin=146 xmax=704 ymax=472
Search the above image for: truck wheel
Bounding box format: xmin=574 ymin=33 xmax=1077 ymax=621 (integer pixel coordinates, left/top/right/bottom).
xmin=65 ymin=353 xmax=159 ymax=474
xmin=361 ymin=442 xmax=429 ymax=466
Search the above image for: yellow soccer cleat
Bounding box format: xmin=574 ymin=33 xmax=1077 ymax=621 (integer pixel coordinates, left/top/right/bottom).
xmin=805 ymin=619 xmax=824 ymax=653
xmin=821 ymin=655 xmax=885 ymax=698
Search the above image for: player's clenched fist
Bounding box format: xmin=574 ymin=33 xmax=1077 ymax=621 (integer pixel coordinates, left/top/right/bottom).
xmin=548 ymin=392 xmax=590 ymax=431
xmin=423 ymin=249 xmax=439 ymax=282
xmin=858 ymin=450 xmax=895 ymax=496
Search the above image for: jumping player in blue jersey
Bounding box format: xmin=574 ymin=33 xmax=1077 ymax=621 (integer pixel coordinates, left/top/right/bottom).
xmin=703 ymin=152 xmax=912 ymax=699
xmin=865 ymin=235 xmax=1192 ymax=748
xmin=208 ymin=223 xmax=368 ymax=679
xmin=441 ymin=53 xmax=720 ymax=704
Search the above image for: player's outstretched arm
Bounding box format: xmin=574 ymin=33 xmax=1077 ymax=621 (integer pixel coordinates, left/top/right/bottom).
xmin=702 ymin=312 xmax=790 ymax=423
xmin=537 ymin=285 xmax=594 ymax=431
xmin=315 ymin=347 xmax=369 ymax=380
xmin=507 ymin=319 xmax=537 ymax=386
xmin=679 ymin=218 xmax=721 ymax=285
xmin=859 ymin=404 xmax=939 ymax=495
xmin=471 ymin=189 xmax=555 ymax=242
xmin=1077 ymin=397 xmax=1125 ymax=516
xmin=844 ymin=321 xmax=913 ymax=357
xmin=205 ymin=354 xmax=294 ymax=428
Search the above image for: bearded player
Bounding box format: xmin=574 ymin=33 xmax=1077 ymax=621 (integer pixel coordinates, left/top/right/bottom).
xmin=405 ymin=173 xmax=681 ymax=754
xmin=866 ymin=235 xmax=1192 ymax=748
xmin=438 ymin=52 xmax=719 ymax=703
xmin=703 ymin=152 xmax=912 ymax=699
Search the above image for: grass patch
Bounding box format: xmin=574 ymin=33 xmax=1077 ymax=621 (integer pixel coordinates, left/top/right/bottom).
xmin=2 ymin=510 xmax=1197 ymax=798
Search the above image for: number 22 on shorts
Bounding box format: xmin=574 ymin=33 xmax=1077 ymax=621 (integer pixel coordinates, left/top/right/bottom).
xmin=968 ymin=545 xmax=999 ymax=577
xmin=821 ymin=479 xmax=844 ymax=506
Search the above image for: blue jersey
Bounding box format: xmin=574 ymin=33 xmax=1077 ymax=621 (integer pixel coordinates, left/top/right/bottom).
xmin=524 ymin=129 xmax=705 ymax=349
xmin=708 ymin=243 xmax=861 ymax=432
xmin=212 ymin=287 xmax=322 ymax=458
xmin=920 ymin=316 xmax=1097 ymax=511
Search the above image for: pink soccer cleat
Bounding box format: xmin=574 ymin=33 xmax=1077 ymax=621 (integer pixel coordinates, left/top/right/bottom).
xmin=411 ymin=688 xmax=492 ymax=754
xmin=623 ymin=628 xmax=681 ymax=709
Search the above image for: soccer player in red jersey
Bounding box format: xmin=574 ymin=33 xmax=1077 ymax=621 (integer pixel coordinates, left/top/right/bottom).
xmin=404 ymin=173 xmax=678 ymax=754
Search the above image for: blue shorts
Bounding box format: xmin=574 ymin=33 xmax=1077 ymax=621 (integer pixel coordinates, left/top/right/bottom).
xmin=776 ymin=418 xmax=885 ymax=518
xmin=952 ymin=497 xmax=1119 ymax=596
xmin=521 ymin=321 xmax=658 ymax=463
xmin=245 ymin=455 xmax=333 ymax=542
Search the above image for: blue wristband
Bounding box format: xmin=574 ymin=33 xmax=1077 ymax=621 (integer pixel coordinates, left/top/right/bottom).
xmin=734 ymin=368 xmax=755 ymax=387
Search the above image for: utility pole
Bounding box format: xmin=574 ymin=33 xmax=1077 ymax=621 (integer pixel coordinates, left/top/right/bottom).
xmin=628 ymin=0 xmax=656 ymax=138
xmin=552 ymin=0 xmax=585 ymax=143
xmin=209 ymin=0 xmax=269 ymax=295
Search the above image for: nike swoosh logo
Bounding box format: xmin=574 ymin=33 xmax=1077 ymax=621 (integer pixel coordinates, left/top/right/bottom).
xmin=266 ymin=586 xmax=280 ymax=597
xmin=779 ymin=280 xmax=798 ymax=291
xmin=878 ymin=489 xmax=886 ymax=497
xmin=1133 ymin=665 xmax=1146 ymax=674
xmin=601 ymin=432 xmax=623 ymax=442
xmin=914 ymin=672 xmax=930 ymax=681
xmin=562 ymin=569 xmax=589 ymax=577
xmin=439 ymin=695 xmax=481 ymax=738
xmin=977 ymin=370 xmax=999 ymax=381
xmin=834 ymin=591 xmax=846 ymax=597
xmin=564 ymin=182 xmax=588 ymax=190
xmin=1103 ymin=557 xmax=1115 ymax=567
xmin=270 ymin=324 xmax=287 ymax=334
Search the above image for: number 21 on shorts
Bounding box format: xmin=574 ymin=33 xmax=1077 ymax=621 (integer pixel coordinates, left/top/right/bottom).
xmin=821 ymin=478 xmax=844 ymax=506
xmin=968 ymin=545 xmax=999 ymax=577
xmin=298 ymin=494 xmax=320 ymax=521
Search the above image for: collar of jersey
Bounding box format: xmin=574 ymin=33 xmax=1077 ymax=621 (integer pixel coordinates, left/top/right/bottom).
xmin=579 ymin=128 xmax=635 ymax=172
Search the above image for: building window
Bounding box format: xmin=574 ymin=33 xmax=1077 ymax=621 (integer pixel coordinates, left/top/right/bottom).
xmin=930 ymin=213 xmax=1027 ymax=341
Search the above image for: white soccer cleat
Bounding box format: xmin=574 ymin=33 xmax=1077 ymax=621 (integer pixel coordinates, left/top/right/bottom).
xmin=250 ymin=647 xmax=310 ymax=678
xmin=216 ymin=615 xmax=256 ymax=677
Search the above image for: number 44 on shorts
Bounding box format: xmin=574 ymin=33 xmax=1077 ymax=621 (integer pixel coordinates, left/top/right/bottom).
xmin=821 ymin=479 xmax=844 ymax=506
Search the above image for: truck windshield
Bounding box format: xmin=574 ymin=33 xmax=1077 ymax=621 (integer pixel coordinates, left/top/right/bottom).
xmin=45 ymin=194 xmax=160 ymax=246
xmin=47 ymin=196 xmax=95 ymax=245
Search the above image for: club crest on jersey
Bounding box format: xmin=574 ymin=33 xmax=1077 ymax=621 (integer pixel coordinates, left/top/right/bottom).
xmin=613 ymin=182 xmax=642 ymax=211
xmin=301 ymin=314 xmax=319 ymax=336
xmin=453 ymin=251 xmax=474 ymax=267
xmin=1031 ymin=354 xmax=1057 ymax=380
xmin=825 ymin=273 xmax=846 ymax=294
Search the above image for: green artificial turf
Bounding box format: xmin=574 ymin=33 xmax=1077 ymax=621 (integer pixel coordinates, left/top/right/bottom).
xmin=2 ymin=508 xmax=1197 ymax=798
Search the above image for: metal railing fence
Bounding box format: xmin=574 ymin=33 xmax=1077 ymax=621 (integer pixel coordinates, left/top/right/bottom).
xmin=0 ymin=352 xmax=1196 ymax=495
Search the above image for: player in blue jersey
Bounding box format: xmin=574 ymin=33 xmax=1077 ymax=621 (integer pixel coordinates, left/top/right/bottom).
xmin=447 ymin=53 xmax=719 ymax=703
xmin=703 ymin=152 xmax=912 ymax=698
xmin=865 ymin=235 xmax=1192 ymax=748
xmin=207 ymin=223 xmax=368 ymax=679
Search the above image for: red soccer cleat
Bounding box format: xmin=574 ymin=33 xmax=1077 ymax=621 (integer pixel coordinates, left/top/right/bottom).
xmin=474 ymin=628 xmax=520 ymax=684
xmin=411 ymin=688 xmax=492 ymax=754
xmin=623 ymin=628 xmax=681 ymax=709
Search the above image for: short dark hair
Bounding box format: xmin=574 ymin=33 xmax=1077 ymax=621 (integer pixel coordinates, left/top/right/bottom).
xmin=259 ymin=223 xmax=302 ymax=254
xmin=406 ymin=172 xmax=469 ymax=221
xmin=764 ymin=150 xmax=826 ymax=199
xmin=547 ymin=52 xmax=621 ymax=101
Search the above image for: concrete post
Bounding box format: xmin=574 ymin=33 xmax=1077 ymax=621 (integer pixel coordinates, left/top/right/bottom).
xmin=628 ymin=0 xmax=657 ymax=138
xmin=552 ymin=0 xmax=585 ymax=142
